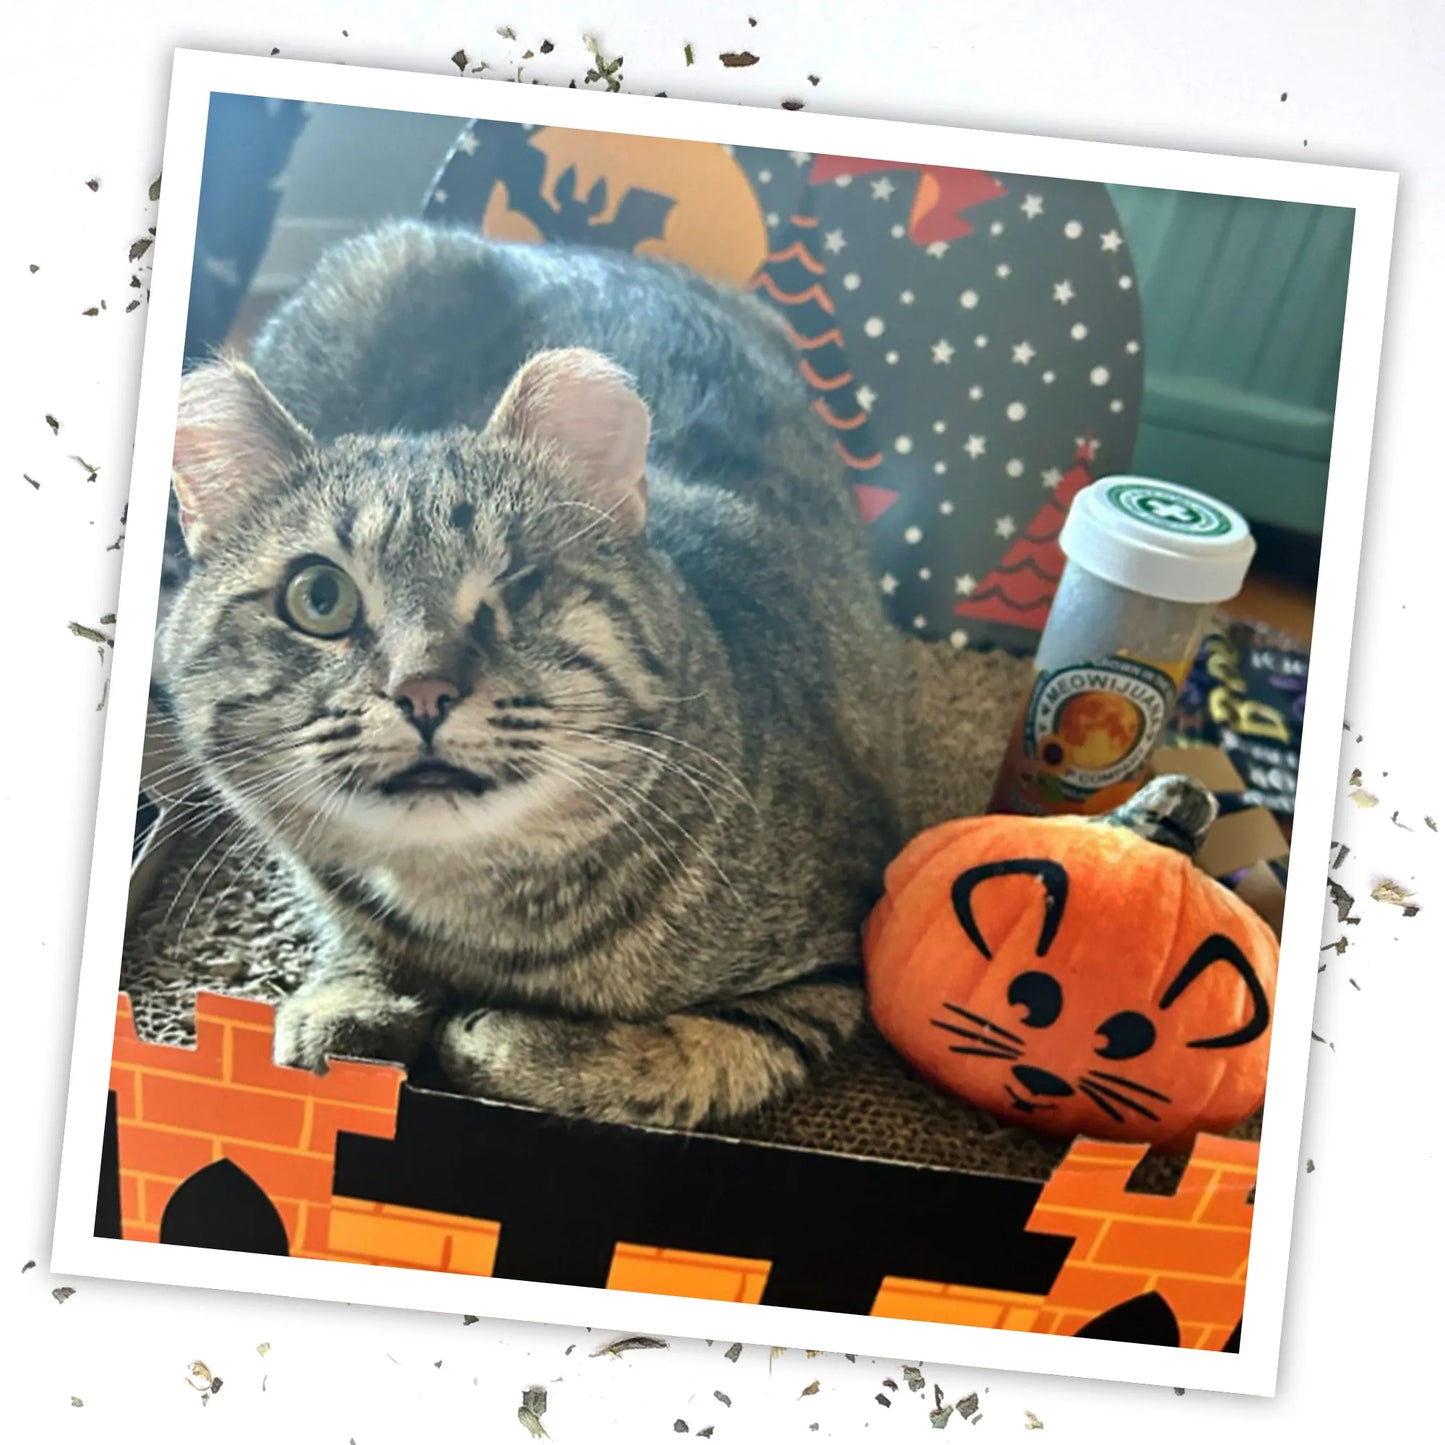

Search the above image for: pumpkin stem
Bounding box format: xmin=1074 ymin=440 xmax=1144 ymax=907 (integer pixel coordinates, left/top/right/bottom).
xmin=1097 ymin=774 xmax=1219 ymax=858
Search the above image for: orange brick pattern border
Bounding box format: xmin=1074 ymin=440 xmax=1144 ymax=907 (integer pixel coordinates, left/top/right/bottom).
xmin=107 ymin=994 xmax=1254 ymax=1348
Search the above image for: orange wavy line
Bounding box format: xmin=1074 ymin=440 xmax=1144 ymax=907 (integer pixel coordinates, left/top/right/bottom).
xmin=782 ymin=322 xmax=847 ymax=351
xmin=764 ymin=240 xmax=826 ymax=275
xmin=799 ymin=359 xmax=853 ymax=391
xmin=837 ymin=441 xmax=883 ymax=469
xmin=752 ymin=272 xmax=836 ymax=314
xmin=791 ymin=214 xmax=819 ymax=228
xmin=813 ymin=399 xmax=869 ymax=430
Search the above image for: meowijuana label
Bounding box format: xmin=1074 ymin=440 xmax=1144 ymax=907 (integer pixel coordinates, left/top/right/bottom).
xmin=992 ymin=653 xmax=1190 ymax=815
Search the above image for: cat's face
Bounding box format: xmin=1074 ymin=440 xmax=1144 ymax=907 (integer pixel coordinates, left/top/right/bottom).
xmin=156 ymin=349 xmax=678 ymax=857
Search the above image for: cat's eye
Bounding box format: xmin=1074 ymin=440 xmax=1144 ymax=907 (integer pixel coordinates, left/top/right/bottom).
xmin=281 ymin=561 xmax=361 ymax=638
xmin=1094 ymin=1010 xmax=1156 ymax=1061
xmin=1007 ymin=971 xmax=1063 ymax=1029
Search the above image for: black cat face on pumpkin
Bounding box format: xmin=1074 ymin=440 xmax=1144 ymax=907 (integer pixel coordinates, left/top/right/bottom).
xmin=933 ymin=859 xmax=1271 ymax=1123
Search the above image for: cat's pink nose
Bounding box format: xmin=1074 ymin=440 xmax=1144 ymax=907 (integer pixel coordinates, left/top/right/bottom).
xmin=391 ymin=675 xmax=461 ymax=729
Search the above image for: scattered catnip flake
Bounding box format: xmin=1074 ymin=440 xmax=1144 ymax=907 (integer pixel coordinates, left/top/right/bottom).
xmin=1322 ymin=937 xmax=1348 ymax=955
xmin=52 ymin=1286 xmax=75 ymax=1303
xmin=125 ymin=299 xmax=140 ymax=313
xmin=1349 ymin=767 xmax=1362 ymax=786
xmin=129 ymin=237 xmax=153 ymax=262
xmin=82 ymin=306 xmax=99 ymax=317
xmin=45 ymin=413 xmax=60 ymax=434
xmin=434 ymin=1360 xmax=443 ymax=1369
xmin=86 ymin=177 xmax=99 ymax=191
xmin=100 ymin=612 xmax=115 ymax=624
xmin=462 ymin=1315 xmax=479 ymax=1326
xmin=903 ymin=1366 xmax=925 ymax=1392
xmin=72 ymin=1397 xmax=84 ymax=1407
xmin=684 ymin=43 xmax=695 ymax=65
xmin=564 ymin=1345 xmax=575 ymax=1356
xmin=522 ymin=49 xmax=535 ymax=59
xmin=720 ymin=51 xmax=760 ymax=67
xmin=930 ymin=1405 xmax=954 ymax=1428
xmin=498 ymin=25 xmax=517 ymax=39
xmin=1350 ymin=977 xmax=1361 ymax=989
xmin=210 ymin=1378 xmax=223 ymax=1395
xmin=149 ymin=174 xmax=162 ymax=201
xmin=24 ymin=474 xmax=40 ymax=489
xmin=451 ymin=49 xmax=468 ymax=72
xmin=22 ymin=1260 xmax=36 ymax=1272
xmin=68 ymin=621 xmax=112 ymax=647
xmin=29 ymin=263 xmax=39 ymax=272
xmin=1371 ymin=880 xmax=1415 ymax=908
xmin=673 ymin=1422 xmax=688 ymax=1434
xmin=800 ymin=1380 xmax=820 ymax=1397
xmin=810 ymin=1428 xmax=819 ymax=1434
xmin=1327 ymin=880 xmax=1355 ymax=921
xmin=876 ymin=1393 xmax=893 ymax=1407
xmin=1025 ymin=1410 xmax=1043 ymax=1430
xmin=1333 ymin=843 xmax=1350 ymax=868
xmin=697 ymin=1430 xmax=714 ymax=1440
xmin=714 ymin=1391 xmax=731 ymax=1407
xmin=724 ymin=1343 xmax=742 ymax=1362
xmin=957 ymin=1393 xmax=979 ymax=1419
xmin=1174 ymin=1386 xmax=1186 ymax=1395
xmin=70 ymin=454 xmax=99 ymax=481
xmin=517 ymin=1407 xmax=548 ymax=1438
xmin=269 ymin=47 xmax=280 ymax=55
xmin=845 ymin=1354 xmax=856 ymax=1363
xmin=591 ymin=1335 xmax=668 ymax=1357
xmin=97 ymin=676 xmax=110 ymax=711
xmin=749 ymin=14 xmax=758 ymax=23
xmin=522 ymin=1386 xmax=548 ymax=1418
xmin=882 ymin=1378 xmax=898 ymax=1391
xmin=781 ymin=99 xmax=804 ymax=109
xmin=1311 ymin=1030 xmax=1335 ymax=1051
xmin=256 ymin=1343 xmax=270 ymax=1356
xmin=1306 ymin=1159 xmax=1315 ymax=1172
xmin=540 ymin=39 xmax=554 ymax=53
xmin=808 ymin=73 xmax=820 ymax=85
xmin=472 ymin=64 xmax=491 ymax=73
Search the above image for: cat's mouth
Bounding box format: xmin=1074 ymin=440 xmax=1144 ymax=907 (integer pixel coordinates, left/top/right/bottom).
xmin=379 ymin=760 xmax=495 ymax=798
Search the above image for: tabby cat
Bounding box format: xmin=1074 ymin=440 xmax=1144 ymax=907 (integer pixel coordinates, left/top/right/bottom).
xmin=154 ymin=219 xmax=917 ymax=1129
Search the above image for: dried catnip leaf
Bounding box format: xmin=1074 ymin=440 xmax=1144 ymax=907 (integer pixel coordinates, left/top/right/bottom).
xmin=591 ymin=1335 xmax=668 ymax=1357
xmin=498 ymin=25 xmax=516 ymax=39
xmin=1025 ymin=1410 xmax=1044 ymax=1429
xmin=1322 ymin=937 xmax=1348 ymax=955
xmin=22 ymin=1260 xmax=36 ymax=1273
xmin=540 ymin=40 xmax=554 ymax=54
xmin=256 ymin=1343 xmax=270 ymax=1356
xmin=517 ymin=1407 xmax=548 ymax=1438
xmin=1349 ymin=767 xmax=1362 ymax=786
xmin=1327 ymin=880 xmax=1355 ymax=921
xmin=1371 ymin=880 xmax=1416 ymax=909
xmin=1423 ymin=814 xmax=1438 ymax=831
xmin=684 ymin=43 xmax=695 ymax=65
xmin=809 ymin=74 xmax=820 ymax=85
xmin=957 ymin=1393 xmax=979 ymax=1419
xmin=876 ymin=1393 xmax=892 ymax=1406
xmin=903 ymin=1366 xmax=925 ymax=1392
xmin=52 ymin=1286 xmax=75 ymax=1303
xmin=24 ymin=474 xmax=40 ymax=489
xmin=882 ymin=1378 xmax=898 ymax=1390
xmin=129 ymin=238 xmax=153 ymax=262
xmin=1306 ymin=1158 xmax=1315 ymax=1172
xmin=720 ymin=51 xmax=760 ymax=67
xmin=697 ymin=1430 xmax=714 ymax=1440
xmin=1333 ymin=843 xmax=1350 ymax=868
xmin=149 ymin=175 xmax=162 ymax=201
xmin=845 ymin=1354 xmax=856 ymax=1363
xmin=782 ymin=100 xmax=804 ymax=110
xmin=71 ymin=454 xmax=99 ymax=481
xmin=462 ymin=1315 xmax=479 ymax=1325
xmin=45 ymin=413 xmax=59 ymax=434
xmin=725 ymin=1343 xmax=742 ymax=1362
xmin=82 ymin=306 xmax=99 ymax=317
xmin=673 ymin=1422 xmax=688 ymax=1434
xmin=800 ymin=1381 xmax=820 ymax=1397
xmin=71 ymin=1397 xmax=83 ymax=1408
xmin=714 ymin=1391 xmax=731 ymax=1406
xmin=522 ymin=1386 xmax=547 ymax=1416
xmin=930 ymin=1404 xmax=954 ymax=1428
xmin=1349 ymin=788 xmax=1378 ymax=808
xmin=86 ymin=178 xmax=99 ymax=191
xmin=451 ymin=49 xmax=468 ymax=72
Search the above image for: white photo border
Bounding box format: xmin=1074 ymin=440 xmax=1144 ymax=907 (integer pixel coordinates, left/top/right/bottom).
xmin=50 ymin=46 xmax=1399 ymax=1398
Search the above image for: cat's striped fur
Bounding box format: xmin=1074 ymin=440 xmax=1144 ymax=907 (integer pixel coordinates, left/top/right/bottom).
xmin=155 ymin=221 xmax=915 ymax=1128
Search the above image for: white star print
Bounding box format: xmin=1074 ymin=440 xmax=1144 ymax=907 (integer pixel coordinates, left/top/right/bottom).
xmin=855 ymin=385 xmax=877 ymax=411
xmin=456 ymin=130 xmax=479 ymax=155
xmin=926 ymin=241 xmax=950 ymax=259
xmin=1041 ymin=467 xmax=1064 ymax=489
xmin=900 ymin=289 xmax=915 ymax=304
xmin=1021 ymin=194 xmax=1045 ymax=219
xmin=1064 ymin=220 xmax=1083 ymax=239
xmin=843 ymin=272 xmax=861 ymax=290
xmin=880 ymin=573 xmax=899 ymax=595
xmin=1053 ymin=279 xmax=1075 ymax=305
xmin=949 ymin=629 xmax=970 ymax=650
xmin=890 ymin=223 xmax=906 ymax=239
xmin=1075 ymin=436 xmax=1101 ymax=459
xmin=933 ymin=420 xmax=947 ymax=434
xmin=990 ymin=221 xmax=1005 ymax=236
xmin=1012 ymin=341 xmax=1036 ymax=365
xmin=964 ymin=435 xmax=987 ymax=459
xmin=995 ymin=515 xmax=1017 ymax=539
xmin=871 ymin=176 xmax=895 ymax=200
xmin=1101 ymin=229 xmax=1124 ymax=252
xmin=996 ymin=263 xmax=1011 ymax=278
xmin=955 ymin=574 xmax=976 ymax=595
xmin=913 ymin=615 xmax=928 ymax=631
xmin=789 ymin=151 xmax=811 ymax=166
xmin=959 ymin=289 xmax=979 ymax=309
xmin=1126 ymin=339 xmax=1141 ymax=354
xmin=939 ymin=500 xmax=955 ymax=515
xmin=932 ymin=339 xmax=956 ymax=364
xmin=823 ymin=229 xmax=846 ymax=254
xmin=968 ymin=385 xmax=984 ymax=401
xmin=919 ymin=567 xmax=932 ymax=581
xmin=934 ymin=461 xmax=947 ymax=475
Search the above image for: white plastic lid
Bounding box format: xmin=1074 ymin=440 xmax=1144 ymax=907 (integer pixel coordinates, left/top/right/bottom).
xmin=1059 ymin=475 xmax=1257 ymax=604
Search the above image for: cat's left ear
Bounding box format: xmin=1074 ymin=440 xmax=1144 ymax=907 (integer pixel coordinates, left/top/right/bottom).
xmin=484 ymin=348 xmax=650 ymax=535
xmin=172 ymin=357 xmax=315 ymax=553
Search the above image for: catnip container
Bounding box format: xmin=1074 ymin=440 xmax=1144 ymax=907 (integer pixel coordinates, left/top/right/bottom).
xmin=989 ymin=476 xmax=1256 ymax=817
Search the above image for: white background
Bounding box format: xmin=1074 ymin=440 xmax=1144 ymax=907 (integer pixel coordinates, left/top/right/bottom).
xmin=3 ymin=1 xmax=1442 ymax=1440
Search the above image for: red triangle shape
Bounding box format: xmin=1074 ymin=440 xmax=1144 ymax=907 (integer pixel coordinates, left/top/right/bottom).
xmin=854 ymin=483 xmax=900 ymax=524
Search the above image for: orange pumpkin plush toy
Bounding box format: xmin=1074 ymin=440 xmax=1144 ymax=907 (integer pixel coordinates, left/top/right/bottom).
xmin=863 ymin=776 xmax=1279 ymax=1152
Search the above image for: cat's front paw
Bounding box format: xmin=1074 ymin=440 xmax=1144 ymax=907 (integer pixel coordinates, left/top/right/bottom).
xmin=273 ymin=978 xmax=433 ymax=1075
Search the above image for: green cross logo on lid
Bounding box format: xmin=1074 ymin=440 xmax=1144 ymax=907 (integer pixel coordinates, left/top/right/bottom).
xmin=1104 ymin=482 xmax=1233 ymax=538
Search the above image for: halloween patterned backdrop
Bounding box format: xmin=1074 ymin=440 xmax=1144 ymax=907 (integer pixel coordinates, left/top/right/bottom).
xmin=422 ymin=121 xmax=1146 ymax=654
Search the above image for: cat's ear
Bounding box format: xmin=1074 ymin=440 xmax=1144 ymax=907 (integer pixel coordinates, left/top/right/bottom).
xmin=172 ymin=358 xmax=314 ymax=552
xmin=484 ymin=348 xmax=650 ymax=535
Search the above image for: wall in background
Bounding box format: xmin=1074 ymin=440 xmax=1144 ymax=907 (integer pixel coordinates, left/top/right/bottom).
xmin=253 ymin=107 xmax=1353 ymax=540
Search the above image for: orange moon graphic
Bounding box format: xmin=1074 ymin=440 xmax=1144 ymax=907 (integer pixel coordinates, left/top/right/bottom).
xmin=480 ymin=131 xmax=769 ymax=287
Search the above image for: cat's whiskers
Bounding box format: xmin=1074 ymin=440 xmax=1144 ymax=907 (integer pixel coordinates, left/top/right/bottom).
xmin=1078 ymin=1081 xmax=1128 ymax=1124
xmin=1084 ymin=1069 xmax=1171 ymax=1103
